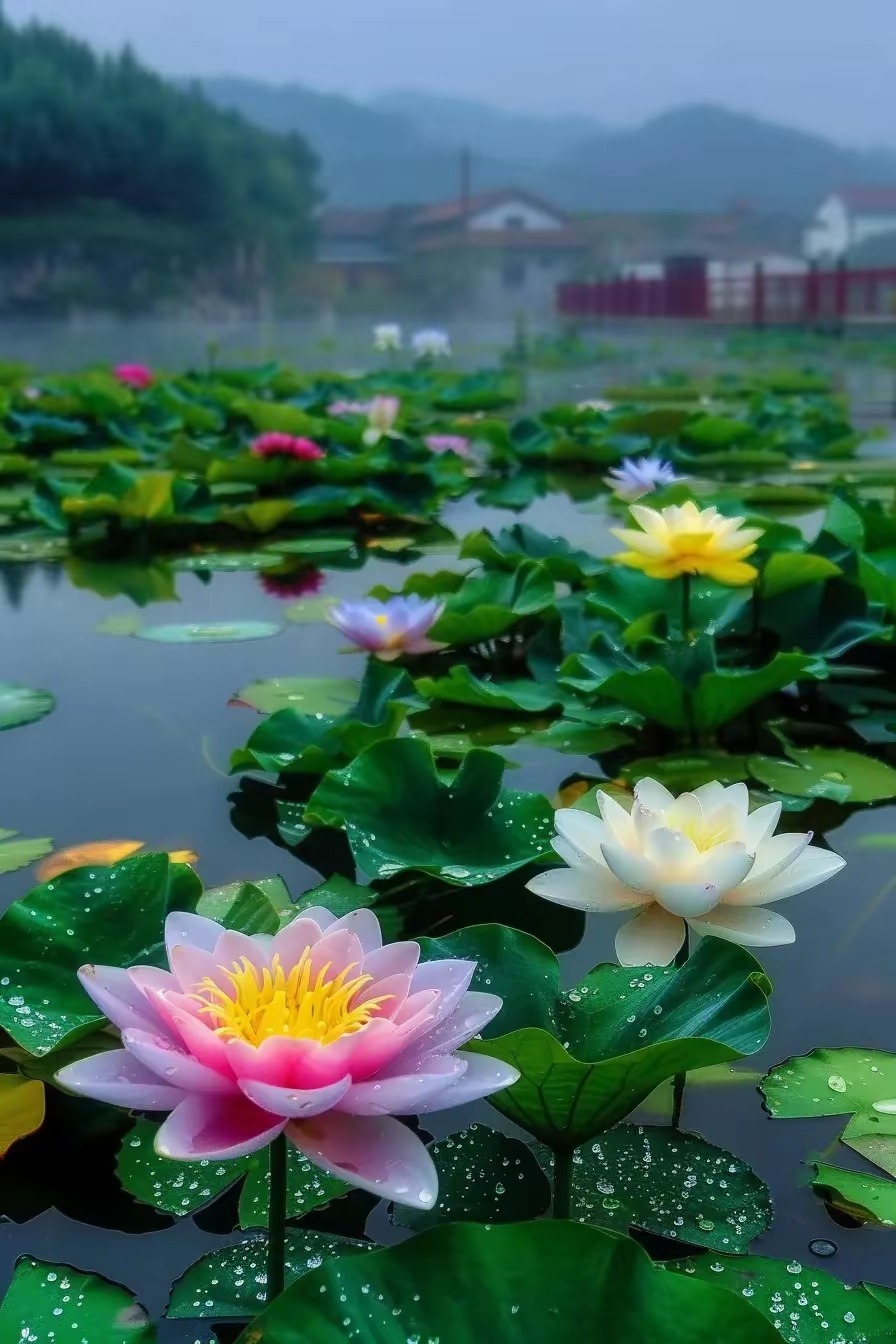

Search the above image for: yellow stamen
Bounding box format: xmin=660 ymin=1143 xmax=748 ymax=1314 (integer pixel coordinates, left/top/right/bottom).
xmin=190 ymin=950 xmax=392 ymax=1047
xmin=374 ymin=614 xmax=389 ymax=625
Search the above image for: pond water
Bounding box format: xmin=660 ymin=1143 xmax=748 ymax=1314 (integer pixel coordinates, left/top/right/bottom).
xmin=3 ymin=474 xmax=896 ymax=1340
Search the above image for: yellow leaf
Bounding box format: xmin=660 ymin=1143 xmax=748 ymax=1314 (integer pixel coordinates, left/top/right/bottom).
xmin=553 ymin=779 xmax=591 ymax=809
xmin=366 ymin=536 xmax=415 ymax=553
xmin=36 ymin=841 xmax=199 ymax=882
xmin=0 ymin=1076 xmax=45 ymax=1157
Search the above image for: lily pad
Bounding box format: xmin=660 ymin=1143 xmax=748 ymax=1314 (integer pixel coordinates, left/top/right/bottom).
xmin=543 ymin=1124 xmax=771 ymax=1253
xmin=234 ymin=676 xmax=358 ymax=716
xmin=761 ymin=552 xmax=842 ymax=598
xmin=0 ymin=682 xmax=55 ymax=731
xmin=0 ymin=830 xmax=53 ymax=876
xmin=197 ymin=877 xmax=294 ymax=935
xmin=0 ymin=1076 xmax=45 ymax=1156
xmin=749 ymin=747 xmax=896 ymax=804
xmin=172 ymin=552 xmax=286 ymax=572
xmin=414 ymin=665 xmax=564 ymax=714
xmin=270 ymin=536 xmax=356 ymax=555
xmin=0 ymin=1258 xmax=153 ymax=1342
xmin=811 ymin=1161 xmax=896 ymax=1228
xmin=666 ymin=1252 xmax=896 ymax=1343
xmin=238 ymin=1143 xmax=351 ymax=1228
xmin=0 ymin=852 xmax=201 ymax=1054
xmin=393 ymin=1124 xmax=551 ymax=1232
xmin=168 ymin=1230 xmax=373 ymax=1319
xmin=117 ymin=1117 xmax=246 ymax=1216
xmin=429 ymin=560 xmax=555 ymax=645
xmin=237 ymin=1221 xmax=778 ymax=1342
xmin=136 ymin=621 xmax=282 ymax=642
xmin=305 ymin=738 xmax=555 ymax=885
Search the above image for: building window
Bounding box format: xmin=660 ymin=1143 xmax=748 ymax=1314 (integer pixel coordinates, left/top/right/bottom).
xmin=502 ymin=259 xmax=526 ymax=289
xmin=504 ymin=213 xmax=526 ymax=230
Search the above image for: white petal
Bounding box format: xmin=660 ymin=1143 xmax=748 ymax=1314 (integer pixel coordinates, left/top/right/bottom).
xmin=740 ymin=802 xmax=782 ymax=852
xmin=527 ymin=866 xmax=646 ymax=912
xmin=691 ymin=841 xmax=755 ymax=894
xmin=655 ymin=881 xmax=721 ymax=918
xmin=643 ymin=827 xmax=700 ymax=872
xmin=601 ymin=842 xmax=657 ymax=896
xmin=552 ymin=835 xmax=603 ymax=872
xmin=665 ymin=793 xmax=704 ymax=834
xmin=595 ymin=791 xmax=636 ymax=847
xmin=733 ymin=834 xmax=813 ymax=903
xmin=688 ymin=905 xmax=796 ymax=947
xmin=690 ymin=781 xmax=727 ymax=811
xmin=553 ymin=809 xmax=608 ymax=867
xmin=164 ymin=911 xmax=222 ymax=962
xmin=729 ymin=846 xmax=845 ymax=906
xmin=719 ymin=782 xmax=750 ymax=823
xmin=615 ymin=905 xmax=686 ymax=966
xmin=633 ymin=778 xmax=675 ymax=812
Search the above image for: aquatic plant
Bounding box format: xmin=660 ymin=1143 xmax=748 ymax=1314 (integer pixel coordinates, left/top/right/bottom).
xmin=113 ymin=363 xmax=153 ymax=390
xmin=362 ymin=394 xmax=400 ymax=446
xmin=605 ymin=454 xmax=680 ymax=500
xmin=611 ymin=502 xmax=763 ymax=585
xmin=412 ymin=328 xmax=451 ymax=359
xmin=328 ymin=595 xmax=444 ymax=657
xmin=424 ymin=433 xmax=470 ymax=457
xmin=250 ymin=432 xmax=325 ymax=461
xmin=372 ymin=322 xmax=402 ymax=352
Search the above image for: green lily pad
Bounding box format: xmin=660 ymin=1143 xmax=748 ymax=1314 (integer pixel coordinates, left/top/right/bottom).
xmin=543 ymin=1124 xmax=771 ymax=1253
xmin=0 ymin=534 xmax=68 ymax=562
xmin=197 ymin=877 xmax=294 ymax=935
xmin=393 ymin=1124 xmax=551 ymax=1232
xmin=616 ymin=751 xmax=751 ymax=793
xmin=749 ymin=747 xmax=896 ymax=804
xmin=0 ymin=829 xmax=53 ymax=876
xmin=168 ymin=1230 xmax=373 ymax=1319
xmin=172 ymin=552 xmax=285 ymax=572
xmin=117 ymin=1117 xmax=246 ymax=1216
xmin=761 ymin=552 xmax=842 ymax=598
xmin=0 ymin=682 xmax=55 ymax=731
xmin=305 ymin=738 xmax=555 ymax=884
xmin=0 ymin=853 xmax=201 ymax=1054
xmin=283 ymin=597 xmax=335 ymax=624
xmin=136 ymin=621 xmax=282 ymax=642
xmin=812 ymin=1161 xmax=896 ymax=1228
xmin=463 ymin=935 xmax=771 ymax=1147
xmin=666 ymin=1252 xmax=896 ymax=1343
xmin=268 ymin=536 xmax=356 ymax=555
xmin=0 ymin=1258 xmax=153 ymax=1342
xmin=237 ymin=1221 xmax=778 ymax=1342
xmin=459 ymin=524 xmax=604 ymax=582
xmin=234 ymin=676 xmax=358 ymax=716
xmin=414 ymin=665 xmax=564 ymax=714
xmin=238 ymin=1143 xmax=351 ymax=1228
xmin=693 ymin=654 xmax=821 ymax=735
xmin=429 ymin=560 xmax=555 ymax=645
xmin=96 ymin=613 xmax=144 ymax=636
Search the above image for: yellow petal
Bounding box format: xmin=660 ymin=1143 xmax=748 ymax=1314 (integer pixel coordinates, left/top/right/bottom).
xmin=0 ymin=1076 xmax=45 ymax=1157
xmin=169 ymin=849 xmax=199 ymax=866
xmin=37 ymin=841 xmax=198 ymax=882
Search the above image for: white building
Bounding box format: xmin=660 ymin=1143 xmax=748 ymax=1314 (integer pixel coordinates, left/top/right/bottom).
xmin=803 ymin=188 xmax=896 ymax=262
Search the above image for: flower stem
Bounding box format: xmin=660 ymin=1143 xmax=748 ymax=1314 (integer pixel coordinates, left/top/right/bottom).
xmin=680 ymin=572 xmax=692 ymax=640
xmin=552 ymin=1146 xmax=573 ymax=1218
xmin=671 ymin=930 xmax=690 ymax=1129
xmin=266 ymin=1132 xmax=288 ymax=1304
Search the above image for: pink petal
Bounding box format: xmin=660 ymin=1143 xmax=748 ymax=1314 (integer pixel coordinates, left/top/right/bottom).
xmin=408 ymin=960 xmax=475 ymax=1025
xmin=154 ymin=1094 xmax=286 ymax=1160
xmin=360 ymin=941 xmax=420 ymax=982
xmin=122 ymin=1029 xmax=239 ymax=1094
xmin=288 ymin=905 xmax=338 ymax=933
xmin=212 ymin=929 xmax=272 ymax=975
xmin=393 ymin=991 xmax=503 ymax=1062
xmin=392 ymin=988 xmax=440 ymax=1031
xmin=288 ymin=1111 xmax=438 ymax=1209
xmin=226 ymin=1019 xmax=409 ymax=1089
xmin=361 ymin=972 xmax=412 ymax=1020
xmin=56 ymin=1050 xmax=185 ymax=1111
xmin=269 ymin=918 xmax=325 ymax=970
xmin=326 ymin=908 xmax=383 ymax=953
xmin=170 ymin=1009 xmax=237 ymax=1079
xmin=164 ymin=911 xmax=223 ymax=962
xmin=337 ymin=1057 xmax=467 ymax=1115
xmin=415 ymin=1051 xmax=520 ymax=1113
xmin=78 ymin=964 xmax=169 ymax=1036
xmin=239 ymin=1075 xmax=352 ymax=1118
xmin=307 ymin=929 xmax=365 ymax=983
xmin=168 ymin=943 xmax=229 ymax=995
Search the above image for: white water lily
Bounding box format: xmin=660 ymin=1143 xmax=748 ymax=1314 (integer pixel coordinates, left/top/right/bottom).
xmin=412 ymin=328 xmax=451 ymax=359
xmin=527 ymin=778 xmax=845 ymax=965
xmin=373 ymin=322 xmax=402 ymax=351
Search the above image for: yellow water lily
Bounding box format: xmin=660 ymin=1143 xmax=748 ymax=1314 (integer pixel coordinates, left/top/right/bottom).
xmin=611 ymin=501 xmax=763 ymax=585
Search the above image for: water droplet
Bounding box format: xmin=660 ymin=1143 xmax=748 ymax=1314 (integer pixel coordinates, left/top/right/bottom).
xmin=827 ymin=1075 xmax=847 ymax=1094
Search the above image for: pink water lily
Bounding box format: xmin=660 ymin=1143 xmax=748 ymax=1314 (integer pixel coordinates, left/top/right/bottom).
xmin=424 ymin=434 xmax=470 ymax=458
xmin=114 ymin=363 xmax=154 ymax=390
xmin=56 ymin=908 xmax=517 ymax=1209
xmin=250 ymin=432 xmax=324 ymax=461
xmin=328 ymin=595 xmax=445 ymax=659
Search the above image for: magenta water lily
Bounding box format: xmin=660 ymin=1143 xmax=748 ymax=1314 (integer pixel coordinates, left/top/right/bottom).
xmin=113 ymin=363 xmax=153 ymax=390
xmin=249 ymin=432 xmax=325 ymax=461
xmin=56 ymin=907 xmax=517 ymax=1209
xmin=327 ymin=594 xmax=445 ymax=657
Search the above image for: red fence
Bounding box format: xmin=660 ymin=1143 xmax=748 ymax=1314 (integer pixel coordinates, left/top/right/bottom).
xmin=557 ymin=264 xmax=896 ymax=326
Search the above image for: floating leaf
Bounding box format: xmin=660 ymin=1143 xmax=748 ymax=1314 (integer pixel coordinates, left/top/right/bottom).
xmin=546 ymin=1124 xmax=771 ymax=1253
xmin=0 ymin=1258 xmax=154 ymax=1342
xmin=96 ymin=613 xmax=144 ymax=636
xmin=239 ymin=1221 xmax=778 ymax=1342
xmin=234 ymin=676 xmax=358 ymax=716
xmin=270 ymin=536 xmax=356 ymax=555
xmin=172 ymin=552 xmax=285 ymax=572
xmin=197 ymin=877 xmax=293 ymax=935
xmin=0 ymin=853 xmax=201 ymax=1054
xmin=415 ymin=665 xmax=564 ymax=714
xmin=0 ymin=682 xmax=55 ymax=732
xmin=666 ymin=1252 xmax=896 ymax=1343
xmin=0 ymin=831 xmax=53 ymax=876
xmin=36 ymin=840 xmax=197 ymax=882
xmin=812 ymin=1161 xmax=896 ymax=1228
xmin=136 ymin=621 xmax=282 ymax=643
xmin=393 ymin=1124 xmax=551 ymax=1232
xmin=117 ymin=1117 xmax=246 ymax=1216
xmin=0 ymin=1076 xmax=45 ymax=1157
xmin=429 ymin=560 xmax=555 ymax=645
xmin=748 ymin=747 xmax=896 ymax=804
xmin=239 ymin=1143 xmax=351 ymax=1228
xmin=167 ymin=1230 xmax=373 ymax=1319
xmin=283 ymin=597 xmax=335 ymax=624
xmin=305 ymin=738 xmax=555 ymax=885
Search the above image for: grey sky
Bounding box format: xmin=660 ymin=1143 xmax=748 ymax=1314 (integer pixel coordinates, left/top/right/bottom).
xmin=7 ymin=0 xmax=896 ymax=145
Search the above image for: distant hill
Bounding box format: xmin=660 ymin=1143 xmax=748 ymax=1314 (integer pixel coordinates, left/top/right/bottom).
xmin=371 ymin=89 xmax=605 ymax=164
xmin=198 ymin=80 xmax=896 ymax=216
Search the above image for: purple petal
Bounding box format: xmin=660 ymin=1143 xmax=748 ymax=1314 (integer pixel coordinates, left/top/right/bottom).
xmin=361 ymin=941 xmax=419 ymax=982
xmin=164 ymin=911 xmax=223 ymax=962
xmin=56 ymin=1049 xmax=185 ymax=1111
xmin=326 ymin=908 xmax=383 ymax=953
xmin=388 ymin=991 xmax=503 ymax=1064
xmin=154 ymin=1094 xmax=286 ymax=1160
xmin=269 ymin=917 xmax=325 ymax=970
xmin=409 ymin=959 xmax=476 ymax=1026
xmin=121 ymin=1029 xmax=239 ymax=1094
xmin=77 ymin=964 xmax=170 ymax=1036
xmin=415 ymin=1051 xmax=520 ymax=1113
xmin=288 ymin=1111 xmax=437 ymax=1209
xmin=336 ymin=1057 xmax=467 ymax=1115
xmin=238 ymin=1075 xmax=352 ymax=1118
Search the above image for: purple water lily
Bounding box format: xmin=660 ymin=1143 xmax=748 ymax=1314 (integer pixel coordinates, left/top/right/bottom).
xmin=328 ymin=595 xmax=445 ymax=659
xmin=605 ymin=455 xmax=681 ymax=501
